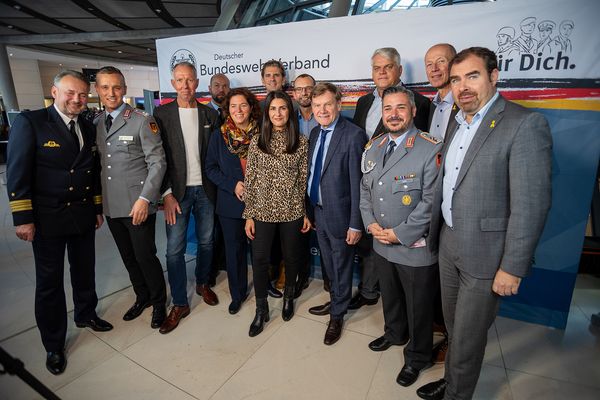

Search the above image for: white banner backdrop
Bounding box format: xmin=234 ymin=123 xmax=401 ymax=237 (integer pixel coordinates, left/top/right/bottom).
xmin=156 ymin=0 xmax=599 ymax=95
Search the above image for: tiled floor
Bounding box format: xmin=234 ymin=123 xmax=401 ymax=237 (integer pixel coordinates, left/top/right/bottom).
xmin=1 ymin=166 xmax=600 ymax=400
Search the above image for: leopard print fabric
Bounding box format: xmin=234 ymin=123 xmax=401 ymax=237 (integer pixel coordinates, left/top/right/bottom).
xmin=242 ymin=132 xmax=308 ymax=223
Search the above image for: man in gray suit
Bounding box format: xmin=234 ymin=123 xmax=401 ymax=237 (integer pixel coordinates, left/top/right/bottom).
xmin=95 ymin=66 xmax=167 ymax=329
xmin=416 ymin=47 xmax=552 ymax=400
xmin=360 ymin=86 xmax=442 ymax=387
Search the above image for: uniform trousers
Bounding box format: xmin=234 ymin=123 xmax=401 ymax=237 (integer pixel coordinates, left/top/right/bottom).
xmin=32 ymin=228 xmax=98 ymax=352
xmin=439 ymin=224 xmax=499 ymax=400
xmin=314 ymin=206 xmax=355 ymax=319
xmin=218 ymin=215 xmax=248 ymax=303
xmin=251 ymin=218 xmax=303 ymax=299
xmin=374 ymin=250 xmax=436 ymax=368
xmin=107 ymin=214 xmax=166 ymax=307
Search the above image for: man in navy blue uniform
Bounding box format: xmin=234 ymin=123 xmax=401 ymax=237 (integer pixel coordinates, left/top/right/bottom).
xmin=6 ymin=70 xmax=113 ymax=375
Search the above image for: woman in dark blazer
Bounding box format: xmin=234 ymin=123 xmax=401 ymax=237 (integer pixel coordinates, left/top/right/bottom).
xmin=205 ymin=88 xmax=261 ymax=314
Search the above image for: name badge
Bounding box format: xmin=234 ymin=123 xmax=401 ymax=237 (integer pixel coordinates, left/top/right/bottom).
xmin=119 ymin=135 xmax=134 ymax=141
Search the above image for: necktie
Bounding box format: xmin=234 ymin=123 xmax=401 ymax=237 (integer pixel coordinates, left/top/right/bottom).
xmin=106 ymin=114 xmax=113 ymax=132
xmin=309 ymin=129 xmax=330 ymax=206
xmin=383 ymin=140 xmax=396 ymax=166
xmin=68 ymin=120 xmax=80 ymax=147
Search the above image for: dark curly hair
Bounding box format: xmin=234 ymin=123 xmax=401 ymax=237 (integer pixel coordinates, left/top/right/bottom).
xmin=222 ymin=87 xmax=262 ymax=124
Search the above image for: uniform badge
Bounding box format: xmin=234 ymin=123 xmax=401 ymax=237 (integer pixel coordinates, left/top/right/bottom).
xmin=436 ymin=153 xmax=442 ymax=168
xmin=123 ymin=109 xmax=132 ymax=119
xmin=402 ymin=195 xmax=412 ymax=206
xmin=43 ymin=140 xmax=60 ymax=148
xmin=405 ymin=136 xmax=415 ymax=148
xmin=149 ymin=122 xmax=159 ymax=134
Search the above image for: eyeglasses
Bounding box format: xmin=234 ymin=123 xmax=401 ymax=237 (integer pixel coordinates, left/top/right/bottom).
xmin=293 ymin=86 xmax=314 ymax=93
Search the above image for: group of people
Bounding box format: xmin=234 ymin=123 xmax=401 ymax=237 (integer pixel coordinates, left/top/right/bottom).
xmin=6 ymin=42 xmax=552 ymax=400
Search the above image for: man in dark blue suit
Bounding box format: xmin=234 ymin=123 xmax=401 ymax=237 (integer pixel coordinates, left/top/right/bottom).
xmin=306 ymin=83 xmax=367 ymax=345
xmin=6 ymin=70 xmax=113 ymax=375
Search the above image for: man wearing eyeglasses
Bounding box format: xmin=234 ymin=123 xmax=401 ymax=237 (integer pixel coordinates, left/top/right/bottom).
xmin=292 ymin=74 xmax=319 ymax=137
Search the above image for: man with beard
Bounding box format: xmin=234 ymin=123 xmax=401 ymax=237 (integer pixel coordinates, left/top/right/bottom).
xmin=208 ymin=73 xmax=230 ymax=124
xmin=350 ymin=47 xmax=431 ymax=311
xmin=293 ymin=73 xmax=318 ymax=137
xmin=360 ymin=86 xmax=441 ymax=387
xmin=417 ymin=47 xmax=552 ymax=400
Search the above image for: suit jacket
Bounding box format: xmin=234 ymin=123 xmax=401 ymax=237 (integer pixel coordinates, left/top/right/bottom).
xmin=353 ymin=87 xmax=431 ymax=136
xmin=96 ymin=104 xmax=166 ymax=218
xmin=7 ymin=106 xmax=102 ymax=236
xmin=153 ymin=99 xmax=219 ymax=204
xmin=205 ymin=128 xmax=245 ymax=219
xmin=307 ymin=117 xmax=367 ymax=239
xmin=360 ymin=129 xmax=442 ymax=266
xmin=429 ymin=95 xmax=553 ymax=278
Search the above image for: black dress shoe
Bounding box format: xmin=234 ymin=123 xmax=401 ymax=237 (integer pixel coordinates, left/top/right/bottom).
xmin=229 ymin=300 xmax=242 ymax=314
xmin=151 ymin=306 xmax=166 ymax=329
xmin=368 ymin=335 xmax=407 ymax=351
xmin=417 ymin=379 xmax=447 ymax=400
xmin=46 ymin=351 xmax=67 ymax=375
xmin=75 ymin=317 xmax=113 ymax=332
xmin=294 ymin=278 xmax=309 ymax=299
xmin=396 ymin=362 xmax=433 ymax=387
xmin=267 ymin=282 xmax=282 ymax=298
xmin=324 ymin=318 xmax=343 ymax=345
xmin=123 ymin=301 xmax=150 ymax=321
xmin=308 ymin=302 xmax=331 ymax=316
xmin=348 ymin=293 xmax=379 ymax=310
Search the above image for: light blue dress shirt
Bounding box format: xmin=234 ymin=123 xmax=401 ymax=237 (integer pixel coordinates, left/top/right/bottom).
xmin=429 ymin=91 xmax=454 ymax=140
xmin=442 ymin=92 xmax=499 ymax=227
xmin=308 ymin=116 xmax=339 ymax=204
xmin=107 ymin=102 xmax=127 ymax=123
xmin=298 ymin=110 xmax=318 ymax=138
xmin=365 ymin=89 xmax=382 ymax=139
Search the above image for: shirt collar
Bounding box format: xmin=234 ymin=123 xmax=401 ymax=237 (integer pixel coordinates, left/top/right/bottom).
xmin=298 ymin=109 xmax=314 ymax=121
xmin=108 ymin=102 xmax=127 ymax=120
xmin=210 ymin=100 xmax=221 ymax=111
xmin=320 ymin=115 xmax=339 ymax=132
xmin=387 ymin=124 xmax=417 ymax=147
xmin=53 ymin=103 xmax=78 ymax=126
xmin=433 ymin=90 xmax=453 ymax=107
xmin=455 ymin=91 xmax=499 ymax=126
xmin=372 ymin=81 xmax=404 ymax=100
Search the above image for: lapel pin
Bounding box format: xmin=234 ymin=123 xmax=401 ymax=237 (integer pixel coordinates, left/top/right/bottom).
xmin=490 ymin=120 xmax=496 ymax=128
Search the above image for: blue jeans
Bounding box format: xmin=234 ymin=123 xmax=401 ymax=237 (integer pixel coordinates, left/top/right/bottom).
xmin=166 ymin=186 xmax=214 ymax=306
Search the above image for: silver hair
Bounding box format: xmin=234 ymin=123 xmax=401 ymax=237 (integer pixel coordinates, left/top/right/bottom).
xmin=53 ymin=70 xmax=89 ymax=87
xmin=172 ymin=61 xmax=198 ymax=78
xmin=371 ymin=47 xmax=401 ymax=67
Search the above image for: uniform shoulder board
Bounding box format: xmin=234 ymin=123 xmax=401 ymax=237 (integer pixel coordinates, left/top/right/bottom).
xmin=364 ymin=132 xmax=386 ymax=150
xmin=418 ymin=132 xmax=442 ymax=145
xmin=92 ymin=111 xmax=104 ymax=124
xmin=133 ymin=108 xmax=149 ymax=117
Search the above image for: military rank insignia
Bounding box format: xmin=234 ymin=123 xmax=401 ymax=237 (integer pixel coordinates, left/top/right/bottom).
xmin=149 ymin=122 xmax=159 ymax=134
xmin=43 ymin=140 xmax=60 ymax=148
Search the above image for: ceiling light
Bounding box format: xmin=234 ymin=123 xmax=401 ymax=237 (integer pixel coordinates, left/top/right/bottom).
xmin=87 ymin=7 xmax=94 ymax=11
xmin=85 ymin=64 xmax=88 ymax=67
xmin=9 ymin=53 xmax=13 ymax=56
xmin=130 ymin=67 xmax=133 ymax=70
xmin=7 ymin=25 xmax=13 ymax=29
xmin=118 ymin=50 xmax=122 ymax=54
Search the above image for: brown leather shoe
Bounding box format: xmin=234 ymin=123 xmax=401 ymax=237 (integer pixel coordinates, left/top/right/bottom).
xmin=196 ymin=284 xmax=219 ymax=306
xmin=324 ymin=318 xmax=343 ymax=345
xmin=159 ymin=305 xmax=190 ymax=334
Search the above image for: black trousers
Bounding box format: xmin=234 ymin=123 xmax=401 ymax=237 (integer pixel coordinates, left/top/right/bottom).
xmin=107 ymin=214 xmax=166 ymax=307
xmin=219 ymin=215 xmax=248 ymax=303
xmin=374 ymin=250 xmax=436 ymax=369
xmin=251 ymin=218 xmax=304 ymax=299
xmin=32 ymin=228 xmax=98 ymax=352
